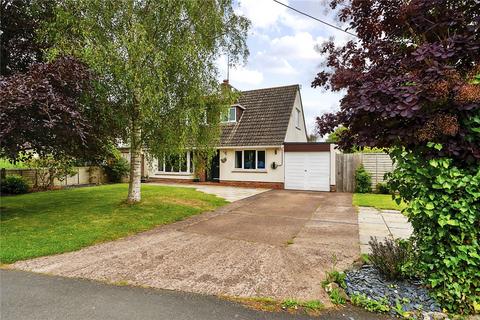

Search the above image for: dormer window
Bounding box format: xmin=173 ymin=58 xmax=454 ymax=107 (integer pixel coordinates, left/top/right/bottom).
xmin=222 ymin=107 xmax=237 ymax=122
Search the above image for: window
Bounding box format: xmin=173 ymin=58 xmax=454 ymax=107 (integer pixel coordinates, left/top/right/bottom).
xmin=222 ymin=107 xmax=236 ymax=122
xmin=235 ymin=151 xmax=242 ymax=168
xmin=244 ymin=150 xmax=256 ymax=169
xmin=158 ymin=152 xmax=193 ymax=173
xmin=295 ymin=108 xmax=301 ymax=128
xmin=235 ymin=150 xmax=266 ymax=170
xmin=257 ymin=151 xmax=265 ymax=169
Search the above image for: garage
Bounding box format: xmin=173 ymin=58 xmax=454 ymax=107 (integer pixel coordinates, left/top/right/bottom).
xmin=284 ymin=143 xmax=333 ymax=192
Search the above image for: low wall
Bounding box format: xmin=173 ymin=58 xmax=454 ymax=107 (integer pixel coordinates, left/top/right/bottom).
xmin=1 ymin=166 xmax=108 ymax=187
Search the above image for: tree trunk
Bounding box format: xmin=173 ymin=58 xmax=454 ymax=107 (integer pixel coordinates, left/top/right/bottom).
xmin=127 ymin=120 xmax=142 ymax=203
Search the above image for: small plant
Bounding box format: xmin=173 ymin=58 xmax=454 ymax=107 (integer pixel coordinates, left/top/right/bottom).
xmin=355 ymin=165 xmax=372 ymax=193
xmin=368 ymin=237 xmax=412 ymax=280
xmin=329 ymin=288 xmax=347 ymax=305
xmin=281 ymin=299 xmax=299 ymax=309
xmin=281 ymin=299 xmax=324 ymax=313
xmin=0 ymin=175 xmax=29 ymax=194
xmin=322 ymin=270 xmax=346 ymax=289
xmin=376 ymin=182 xmax=391 ymax=194
xmin=350 ymin=294 xmax=390 ymax=313
xmin=103 ymin=156 xmax=129 ymax=183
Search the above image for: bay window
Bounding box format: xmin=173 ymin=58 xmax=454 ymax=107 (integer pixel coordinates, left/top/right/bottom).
xmin=158 ymin=152 xmax=193 ymax=173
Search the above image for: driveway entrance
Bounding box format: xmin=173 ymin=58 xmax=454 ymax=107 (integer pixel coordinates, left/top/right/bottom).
xmin=13 ymin=191 xmax=359 ymax=304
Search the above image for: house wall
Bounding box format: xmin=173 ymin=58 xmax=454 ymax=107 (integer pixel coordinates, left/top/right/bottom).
xmin=219 ymin=147 xmax=284 ymax=183
xmin=284 ymin=91 xmax=308 ymax=143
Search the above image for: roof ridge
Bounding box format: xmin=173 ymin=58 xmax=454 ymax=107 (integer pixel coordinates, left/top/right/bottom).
xmin=240 ymin=84 xmax=299 ymax=94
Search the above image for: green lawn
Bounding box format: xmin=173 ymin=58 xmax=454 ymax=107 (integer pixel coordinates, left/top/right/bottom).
xmin=0 ymin=184 xmax=227 ymax=263
xmin=353 ymin=193 xmax=406 ymax=210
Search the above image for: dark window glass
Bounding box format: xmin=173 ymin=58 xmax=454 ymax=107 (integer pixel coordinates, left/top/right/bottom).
xmin=189 ymin=152 xmax=193 ymax=173
xmin=180 ymin=154 xmax=187 ymax=172
xmin=235 ymin=151 xmax=242 ymax=168
xmin=158 ymin=156 xmax=164 ymax=171
xmin=243 ymin=150 xmax=256 ymax=169
xmin=257 ymin=151 xmax=265 ymax=169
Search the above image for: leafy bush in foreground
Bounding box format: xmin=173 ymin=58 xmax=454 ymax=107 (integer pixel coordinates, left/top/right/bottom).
xmin=1 ymin=175 xmax=29 ymax=194
xmin=368 ymin=237 xmax=412 ymax=280
xmin=388 ymin=146 xmax=480 ymax=313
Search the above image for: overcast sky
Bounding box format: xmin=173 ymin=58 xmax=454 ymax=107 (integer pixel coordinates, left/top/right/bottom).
xmin=216 ymin=0 xmax=355 ymax=136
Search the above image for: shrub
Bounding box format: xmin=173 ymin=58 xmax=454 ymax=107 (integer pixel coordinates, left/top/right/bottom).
xmin=27 ymin=156 xmax=77 ymax=189
xmin=1 ymin=175 xmax=29 ymax=194
xmin=355 ymin=165 xmax=372 ymax=193
xmin=376 ymin=182 xmax=390 ymax=194
xmin=103 ymin=156 xmax=129 ymax=183
xmin=350 ymin=294 xmax=390 ymax=313
xmin=368 ymin=237 xmax=412 ymax=280
xmin=387 ymin=145 xmax=480 ymax=313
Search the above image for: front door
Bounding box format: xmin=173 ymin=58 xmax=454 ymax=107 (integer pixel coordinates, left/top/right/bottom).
xmin=208 ymin=150 xmax=220 ymax=182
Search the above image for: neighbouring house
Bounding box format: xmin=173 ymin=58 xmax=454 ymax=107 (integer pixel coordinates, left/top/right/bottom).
xmin=137 ymin=84 xmax=336 ymax=191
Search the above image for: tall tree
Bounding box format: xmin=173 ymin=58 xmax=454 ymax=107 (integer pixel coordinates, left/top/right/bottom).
xmin=0 ymin=56 xmax=117 ymax=162
xmin=0 ymin=0 xmax=54 ymax=75
xmin=48 ymin=0 xmax=249 ymax=202
xmin=314 ymin=0 xmax=479 ymax=312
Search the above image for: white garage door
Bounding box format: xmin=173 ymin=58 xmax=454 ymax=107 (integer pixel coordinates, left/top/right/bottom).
xmin=285 ymin=152 xmax=330 ymax=191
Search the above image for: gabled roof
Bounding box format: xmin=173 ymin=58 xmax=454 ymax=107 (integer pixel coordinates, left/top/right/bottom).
xmin=220 ymin=84 xmax=299 ymax=147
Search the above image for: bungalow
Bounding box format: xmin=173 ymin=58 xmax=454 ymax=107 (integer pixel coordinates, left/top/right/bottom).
xmin=145 ymin=84 xmax=336 ymax=191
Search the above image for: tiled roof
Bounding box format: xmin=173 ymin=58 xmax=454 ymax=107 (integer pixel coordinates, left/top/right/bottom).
xmin=220 ymin=84 xmax=299 ymax=147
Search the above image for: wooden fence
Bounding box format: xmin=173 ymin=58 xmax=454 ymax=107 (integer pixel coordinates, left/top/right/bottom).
xmin=335 ymin=153 xmax=394 ymax=192
xmin=1 ymin=166 xmax=107 ymax=188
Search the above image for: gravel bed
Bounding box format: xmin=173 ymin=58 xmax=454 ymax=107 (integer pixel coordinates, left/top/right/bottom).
xmin=345 ymin=265 xmax=441 ymax=315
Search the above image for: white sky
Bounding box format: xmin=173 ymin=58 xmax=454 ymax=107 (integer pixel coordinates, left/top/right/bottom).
xmin=216 ymin=0 xmax=355 ymax=136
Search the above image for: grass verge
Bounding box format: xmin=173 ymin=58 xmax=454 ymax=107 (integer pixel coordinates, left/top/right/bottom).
xmin=0 ymin=184 xmax=227 ymax=263
xmin=353 ymin=193 xmax=406 ymax=210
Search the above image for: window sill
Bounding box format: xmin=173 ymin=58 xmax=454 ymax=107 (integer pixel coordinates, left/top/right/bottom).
xmin=231 ymin=169 xmax=267 ymax=173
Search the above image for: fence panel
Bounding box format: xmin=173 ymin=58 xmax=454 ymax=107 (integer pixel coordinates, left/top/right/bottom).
xmin=335 ymin=153 xmax=393 ymax=192
xmin=2 ymin=166 xmax=107 ymax=188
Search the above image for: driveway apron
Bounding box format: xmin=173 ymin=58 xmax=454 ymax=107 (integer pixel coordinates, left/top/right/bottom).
xmin=12 ymin=190 xmax=359 ymax=304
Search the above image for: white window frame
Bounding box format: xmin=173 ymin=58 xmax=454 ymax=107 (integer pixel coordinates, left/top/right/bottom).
xmin=157 ymin=152 xmax=193 ymax=174
xmin=222 ymin=107 xmax=236 ymax=123
xmin=234 ymin=150 xmax=266 ymax=171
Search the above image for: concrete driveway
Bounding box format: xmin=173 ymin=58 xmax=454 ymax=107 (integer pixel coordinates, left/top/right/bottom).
xmin=13 ymin=190 xmax=359 ymax=304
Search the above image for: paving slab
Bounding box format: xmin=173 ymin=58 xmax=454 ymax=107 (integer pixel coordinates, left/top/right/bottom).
xmin=358 ymin=207 xmax=413 ymax=254
xmin=12 ymin=191 xmax=360 ymax=305
xmin=148 ymin=182 xmax=269 ymax=202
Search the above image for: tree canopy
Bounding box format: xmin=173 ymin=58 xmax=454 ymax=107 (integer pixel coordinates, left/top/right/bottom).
xmin=314 ymin=0 xmax=480 ymax=166
xmin=0 ymin=0 xmax=54 ymax=75
xmin=0 ymin=56 xmax=117 ymax=162
xmin=47 ymin=0 xmax=250 ymax=201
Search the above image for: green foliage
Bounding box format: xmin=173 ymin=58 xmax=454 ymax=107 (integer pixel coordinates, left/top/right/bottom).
xmin=281 ymin=299 xmax=324 ymax=312
xmin=355 ymin=165 xmax=372 ymax=193
xmin=368 ymin=237 xmax=414 ymax=280
xmin=328 ymin=288 xmax=346 ymax=305
xmin=0 ymin=158 xmax=28 ymax=169
xmin=387 ymin=145 xmax=480 ymax=313
xmin=46 ymin=0 xmax=250 ymax=201
xmin=350 ymin=294 xmax=391 ymax=313
xmin=322 ymin=270 xmax=347 ymax=289
xmin=326 ymin=126 xmax=347 ymax=143
xmin=376 ymin=182 xmax=391 ymax=194
xmin=0 ymin=175 xmax=29 ymax=195
xmin=27 ymin=156 xmax=77 ymax=189
xmin=103 ymin=156 xmax=129 ymax=183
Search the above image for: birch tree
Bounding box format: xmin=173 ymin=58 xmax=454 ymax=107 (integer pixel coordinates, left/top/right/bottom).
xmin=47 ymin=0 xmax=249 ymax=202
